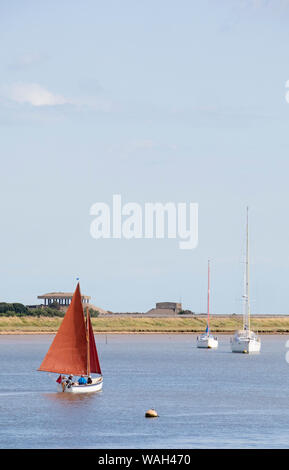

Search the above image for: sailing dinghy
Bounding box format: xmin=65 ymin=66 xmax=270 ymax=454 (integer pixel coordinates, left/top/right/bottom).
xmin=38 ymin=283 xmax=103 ymax=393
xmin=197 ymin=260 xmax=218 ymax=349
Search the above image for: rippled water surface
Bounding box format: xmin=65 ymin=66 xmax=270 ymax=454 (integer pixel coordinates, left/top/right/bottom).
xmin=0 ymin=334 xmax=289 ymax=449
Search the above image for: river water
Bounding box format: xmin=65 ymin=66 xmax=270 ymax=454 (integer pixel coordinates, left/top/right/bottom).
xmin=0 ymin=334 xmax=289 ymax=449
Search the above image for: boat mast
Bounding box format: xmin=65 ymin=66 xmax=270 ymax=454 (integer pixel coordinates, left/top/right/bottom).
xmin=86 ymin=307 xmax=90 ymax=377
xmin=207 ymin=259 xmax=210 ymax=333
xmin=243 ymin=207 xmax=250 ymax=331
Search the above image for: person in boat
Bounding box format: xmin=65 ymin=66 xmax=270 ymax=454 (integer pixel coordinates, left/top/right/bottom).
xmin=61 ymin=376 xmax=68 ymax=392
xmin=87 ymin=376 xmax=92 ymax=384
xmin=65 ymin=375 xmax=74 ymax=388
xmin=78 ymin=375 xmax=87 ymax=385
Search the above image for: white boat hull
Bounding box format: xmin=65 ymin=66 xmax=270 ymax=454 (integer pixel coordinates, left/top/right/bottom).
xmin=58 ymin=377 xmax=103 ymax=393
xmin=197 ymin=334 xmax=218 ymax=349
xmin=231 ymin=331 xmax=261 ymax=353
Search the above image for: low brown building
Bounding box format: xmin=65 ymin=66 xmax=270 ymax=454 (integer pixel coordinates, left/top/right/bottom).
xmin=146 ymin=301 xmax=182 ymax=316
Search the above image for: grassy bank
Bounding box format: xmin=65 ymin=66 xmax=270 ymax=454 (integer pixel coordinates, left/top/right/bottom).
xmin=1 ymin=315 xmax=289 ymax=334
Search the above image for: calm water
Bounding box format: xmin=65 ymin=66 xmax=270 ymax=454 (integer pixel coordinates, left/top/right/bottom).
xmin=0 ymin=334 xmax=289 ymax=449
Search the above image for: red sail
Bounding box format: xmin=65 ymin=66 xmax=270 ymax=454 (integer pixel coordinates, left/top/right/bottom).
xmin=87 ymin=310 xmax=102 ymax=375
xmin=38 ymin=283 xmax=88 ymax=376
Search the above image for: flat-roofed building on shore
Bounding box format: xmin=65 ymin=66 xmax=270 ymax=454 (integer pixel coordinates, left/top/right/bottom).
xmin=146 ymin=301 xmax=182 ymax=316
xmin=37 ymin=292 xmax=107 ymax=314
xmin=38 ymin=292 xmax=90 ymax=307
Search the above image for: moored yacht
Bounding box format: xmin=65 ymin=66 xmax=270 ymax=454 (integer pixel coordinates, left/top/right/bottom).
xmin=231 ymin=207 xmax=261 ymax=354
xmin=231 ymin=329 xmax=260 ymax=353
xmin=197 ymin=260 xmax=218 ymax=349
xmin=197 ymin=331 xmax=218 ymax=349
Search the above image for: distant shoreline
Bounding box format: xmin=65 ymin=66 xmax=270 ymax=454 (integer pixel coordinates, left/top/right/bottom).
xmin=0 ymin=331 xmax=288 ymax=335
xmin=0 ymin=315 xmax=289 ymax=335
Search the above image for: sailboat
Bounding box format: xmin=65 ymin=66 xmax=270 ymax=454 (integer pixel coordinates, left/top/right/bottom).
xmin=197 ymin=260 xmax=218 ymax=349
xmin=231 ymin=207 xmax=261 ymax=354
xmin=38 ymin=283 xmax=103 ymax=393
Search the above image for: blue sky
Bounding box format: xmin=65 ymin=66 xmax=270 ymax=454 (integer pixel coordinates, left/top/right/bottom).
xmin=1 ymin=0 xmax=289 ymax=314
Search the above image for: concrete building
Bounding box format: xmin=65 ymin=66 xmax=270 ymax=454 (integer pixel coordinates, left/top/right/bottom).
xmin=37 ymin=292 xmax=107 ymax=314
xmin=146 ymin=301 xmax=182 ymax=316
xmin=38 ymin=292 xmax=90 ymax=307
xmin=156 ymin=302 xmax=182 ymax=313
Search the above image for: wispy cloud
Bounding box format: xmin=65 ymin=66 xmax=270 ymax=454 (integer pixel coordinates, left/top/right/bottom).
xmin=9 ymin=52 xmax=49 ymax=70
xmin=1 ymin=81 xmax=114 ymax=112
xmin=218 ymin=0 xmax=289 ymax=32
xmin=9 ymin=83 xmax=69 ymax=107
xmin=228 ymin=0 xmax=289 ymax=8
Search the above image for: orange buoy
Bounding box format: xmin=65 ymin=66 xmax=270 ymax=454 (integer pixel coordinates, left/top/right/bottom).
xmin=145 ymin=409 xmax=158 ymax=418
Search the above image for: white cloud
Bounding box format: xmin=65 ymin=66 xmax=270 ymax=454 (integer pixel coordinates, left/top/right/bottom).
xmin=4 ymin=82 xmax=114 ymax=111
xmin=10 ymin=83 xmax=69 ymax=107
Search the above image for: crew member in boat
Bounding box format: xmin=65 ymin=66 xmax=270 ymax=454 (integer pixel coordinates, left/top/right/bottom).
xmin=65 ymin=375 xmax=74 ymax=387
xmin=60 ymin=376 xmax=68 ymax=392
xmin=78 ymin=375 xmax=87 ymax=385
xmin=87 ymin=376 xmax=92 ymax=384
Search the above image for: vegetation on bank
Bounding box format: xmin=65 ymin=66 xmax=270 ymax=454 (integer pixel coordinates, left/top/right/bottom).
xmin=0 ymin=315 xmax=289 ymax=333
xmin=0 ymin=302 xmax=99 ymax=318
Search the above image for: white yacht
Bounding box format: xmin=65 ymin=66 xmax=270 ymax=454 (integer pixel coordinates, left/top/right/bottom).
xmin=197 ymin=331 xmax=218 ymax=349
xmin=197 ymin=260 xmax=218 ymax=349
xmin=231 ymin=207 xmax=261 ymax=354
xmin=231 ymin=329 xmax=260 ymax=353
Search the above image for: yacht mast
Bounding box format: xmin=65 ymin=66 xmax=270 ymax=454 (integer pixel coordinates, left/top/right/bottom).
xmin=244 ymin=207 xmax=250 ymax=331
xmin=207 ymin=259 xmax=210 ymax=332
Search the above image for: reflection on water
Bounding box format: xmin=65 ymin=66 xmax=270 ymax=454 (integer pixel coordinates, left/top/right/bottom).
xmin=0 ymin=391 xmax=40 ymax=397
xmin=43 ymin=391 xmax=102 ymax=404
xmin=0 ymin=334 xmax=289 ymax=448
